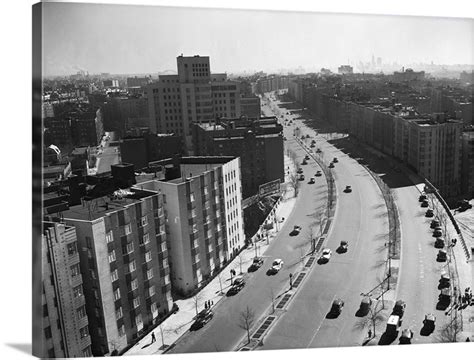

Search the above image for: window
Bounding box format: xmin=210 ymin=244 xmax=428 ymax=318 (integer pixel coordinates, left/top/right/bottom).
xmin=79 ymin=326 xmax=89 ymax=339
xmin=142 ymin=233 xmax=150 ymax=245
xmin=141 ymin=216 xmax=148 ymax=227
xmin=73 ymin=285 xmax=83 ymax=298
xmin=44 ymin=326 xmax=52 ymax=339
xmin=108 ymin=250 xmax=116 ymax=263
xmin=148 ymin=285 xmax=155 ymax=297
xmin=82 ymin=346 xmax=92 ymax=357
xmin=162 ymin=258 xmax=168 ymax=268
xmin=133 ymin=297 xmax=140 ymax=309
xmin=164 ymin=274 xmax=170 ymax=285
xmin=190 ymin=192 xmax=195 ymax=202
xmin=113 ymin=288 xmax=121 ymax=301
xmin=77 ymin=305 xmax=87 ymax=320
xmin=161 ymin=242 xmax=167 ymax=252
xmin=131 ymin=279 xmax=138 ymax=291
xmin=151 ymin=303 xmax=158 ymax=318
xmin=115 ymin=307 xmax=123 ymax=320
xmin=135 ymin=314 xmax=143 ymax=331
xmin=67 ymin=242 xmax=78 ymax=256
xmin=145 ymin=251 xmax=152 ymax=262
xmin=146 ymin=268 xmax=154 ymax=280
xmin=126 ymin=242 xmax=134 ymax=254
xmin=110 ymin=269 xmax=119 ymax=282
xmin=48 ymin=349 xmax=55 ymax=358
xmin=125 ymin=224 xmax=132 ymax=235
xmin=129 ymin=260 xmax=136 ymax=273
xmin=118 ymin=324 xmax=126 ymax=337
xmin=70 ymin=263 xmax=81 ymax=277
xmin=106 ymin=231 xmax=114 ymax=243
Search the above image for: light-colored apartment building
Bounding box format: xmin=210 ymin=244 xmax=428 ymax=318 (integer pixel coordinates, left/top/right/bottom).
xmin=147 ymin=55 xmax=241 ymax=154
xmin=41 ymin=222 xmax=92 ymax=358
xmin=136 ymin=156 xmax=244 ymax=296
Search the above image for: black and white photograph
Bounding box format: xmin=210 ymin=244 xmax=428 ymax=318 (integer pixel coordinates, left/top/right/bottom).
xmin=4 ymin=0 xmax=474 ymax=359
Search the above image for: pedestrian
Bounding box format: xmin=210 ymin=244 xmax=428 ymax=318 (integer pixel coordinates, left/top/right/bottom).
xmin=459 ymin=294 xmax=463 ymax=304
xmin=211 ymin=300 xmax=214 ymax=306
xmin=368 ymin=329 xmax=372 ymax=338
xmin=205 ymin=301 xmax=208 ymax=309
xmin=151 ymin=332 xmax=156 ymax=343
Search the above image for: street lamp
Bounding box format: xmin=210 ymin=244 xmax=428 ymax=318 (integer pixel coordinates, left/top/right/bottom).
xmin=289 ymin=273 xmax=293 ymax=289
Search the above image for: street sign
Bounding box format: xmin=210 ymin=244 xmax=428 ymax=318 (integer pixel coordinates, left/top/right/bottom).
xmin=258 ymin=179 xmax=281 ymax=198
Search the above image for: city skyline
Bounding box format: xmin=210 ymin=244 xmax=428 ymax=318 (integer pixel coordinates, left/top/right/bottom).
xmin=42 ymin=2 xmax=473 ymax=77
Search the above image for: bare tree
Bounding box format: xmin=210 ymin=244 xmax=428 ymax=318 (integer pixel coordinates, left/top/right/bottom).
xmin=269 ymin=287 xmax=275 ymax=314
xmin=238 ymin=306 xmax=256 ymax=344
xmin=354 ymin=300 xmax=387 ymax=338
xmin=217 ymin=272 xmax=224 ymax=295
xmin=238 ymin=254 xmax=244 ymax=275
xmin=192 ymin=292 xmax=204 ymax=317
xmin=438 ymin=316 xmax=462 ymax=343
xmin=288 ymin=173 xmax=301 ymax=198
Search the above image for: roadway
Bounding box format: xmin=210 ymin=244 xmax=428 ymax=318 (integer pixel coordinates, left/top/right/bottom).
xmin=258 ymin=93 xmax=391 ymax=349
xmin=167 ymin=96 xmax=330 ymax=353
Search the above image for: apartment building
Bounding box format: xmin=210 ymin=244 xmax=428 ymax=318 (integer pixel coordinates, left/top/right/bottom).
xmin=405 ymin=119 xmax=463 ymax=197
xmin=240 ymin=95 xmax=261 ymax=118
xmin=147 ymin=55 xmax=241 ymax=154
xmin=62 ymin=185 xmax=173 ymax=356
xmin=136 ymin=156 xmax=244 ymax=296
xmin=40 ymin=222 xmax=92 ymax=358
xmin=461 ymin=130 xmax=474 ymax=197
xmin=193 ymin=117 xmax=284 ymax=198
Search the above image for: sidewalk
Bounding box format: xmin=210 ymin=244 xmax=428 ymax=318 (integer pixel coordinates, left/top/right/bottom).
xmin=124 ymin=156 xmax=298 ymax=356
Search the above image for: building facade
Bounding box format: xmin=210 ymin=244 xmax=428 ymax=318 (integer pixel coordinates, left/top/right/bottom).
xmin=62 ymin=188 xmax=173 ymax=356
xmin=240 ymin=95 xmax=261 ymax=118
xmin=41 ymin=222 xmax=92 ymax=358
xmin=461 ymin=130 xmax=474 ymax=197
xmin=193 ymin=117 xmax=284 ymax=198
xmin=137 ymin=156 xmax=244 ymax=296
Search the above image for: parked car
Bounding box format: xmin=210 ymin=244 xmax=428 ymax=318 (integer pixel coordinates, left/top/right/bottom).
xmin=333 ymin=157 xmax=338 ymax=163
xmin=228 ymin=276 xmax=245 ymax=294
xmin=434 ymin=237 xmax=445 ymax=249
xmin=421 ymin=200 xmax=429 ymax=207
xmin=422 ymin=313 xmax=436 ymax=332
xmin=297 ymin=168 xmax=304 ymax=174
xmin=271 ymin=259 xmax=284 ymax=273
xmin=191 ymin=309 xmax=214 ymax=330
xmin=316 ymin=148 xmax=322 ymax=153
xmin=328 ymin=162 xmax=335 ymax=168
xmin=315 ymin=170 xmax=322 ymax=177
xmin=419 ymin=194 xmax=427 ymax=202
xmin=437 ymin=250 xmax=447 ymax=262
xmin=425 ymin=209 xmax=434 ymax=217
xmin=433 ymin=228 xmax=443 ymax=237
xmin=329 ymin=298 xmax=345 ymax=315
xmin=399 ymin=329 xmax=414 ymax=344
xmin=359 ymin=297 xmax=372 ymax=316
xmin=310 ymin=143 xmax=315 ymax=148
xmin=305 ymin=155 xmax=310 ymax=160
xmin=302 ymin=159 xmax=308 ymax=165
xmin=299 ymin=174 xmax=305 ymax=181
xmin=430 ymin=219 xmax=440 ymax=229
xmin=439 ymin=273 xmax=451 ymax=289
xmin=392 ymin=300 xmax=407 ymax=318
xmin=248 ymin=257 xmax=264 ymax=272
xmin=344 ymin=185 xmax=352 ymax=193
xmin=386 ymin=315 xmax=402 ymax=334
xmin=309 ymin=177 xmax=315 ymax=184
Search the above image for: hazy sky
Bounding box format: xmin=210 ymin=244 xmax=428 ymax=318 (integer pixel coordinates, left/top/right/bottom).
xmin=41 ymin=2 xmax=474 ymax=76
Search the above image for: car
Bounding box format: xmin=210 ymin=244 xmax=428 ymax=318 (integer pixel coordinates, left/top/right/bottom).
xmin=386 ymin=315 xmax=402 ymax=334
xmin=329 ymin=298 xmax=345 ymax=315
xmin=315 ymin=170 xmax=322 ymax=177
xmin=421 ymin=200 xmax=429 ymax=207
xmin=437 ymin=288 xmax=451 ymax=309
xmin=316 ymin=148 xmax=322 ymax=153
xmin=344 ymin=185 xmax=352 ymax=193
xmin=320 ymin=248 xmax=332 ymax=262
xmin=271 ymin=259 xmax=284 ymax=272
xmin=301 ymin=136 xmax=305 ymax=140
xmin=434 ymin=237 xmax=445 ymax=249
xmin=392 ymin=300 xmax=406 ymax=318
xmin=309 ymin=177 xmax=315 ymax=184
xmin=229 ymin=276 xmax=245 ymax=293
xmin=333 ymin=157 xmax=338 ymax=163
xmin=328 ymin=162 xmax=335 ymax=168
xmin=430 ymin=219 xmax=440 ymax=229
xmin=297 ymin=168 xmax=304 ymax=174
xmin=310 ymin=143 xmax=315 ymax=148
xmin=311 ymin=139 xmax=316 ymax=144
xmin=299 ymin=174 xmax=305 ymax=181
xmin=419 ymin=194 xmax=427 ymax=202
xmin=191 ymin=309 xmax=214 ymax=330
xmin=359 ymin=297 xmax=372 ymax=315
xmin=399 ymin=329 xmax=414 ymax=344
xmin=433 ymin=229 xmax=443 ymax=237
xmin=306 ymin=134 xmax=310 ymax=138
xmin=290 ymin=225 xmax=302 ymax=236
xmin=248 ymin=257 xmax=264 ymax=272
xmin=421 ymin=313 xmax=436 ymax=335
xmin=425 ymin=209 xmax=434 ymax=217
xmin=337 ymin=240 xmax=348 ymax=253
xmin=439 ymin=273 xmax=451 ymax=289
xmin=437 ymin=250 xmax=447 ymax=262
xmin=305 ymin=154 xmax=310 ymax=160
xmin=302 ymin=159 xmax=308 ymax=165
xmin=283 ymin=136 xmax=287 ymax=141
